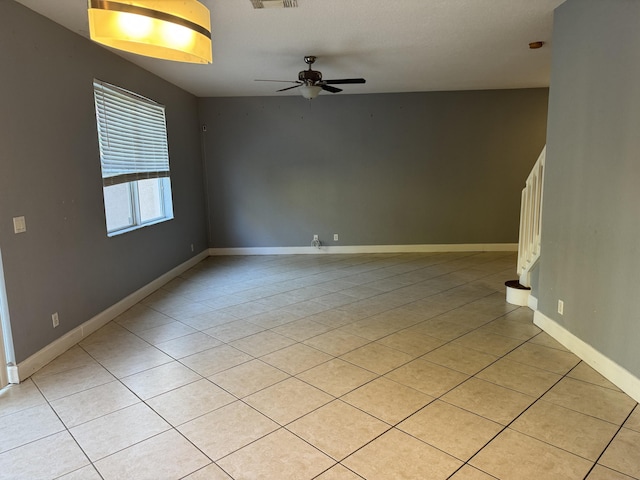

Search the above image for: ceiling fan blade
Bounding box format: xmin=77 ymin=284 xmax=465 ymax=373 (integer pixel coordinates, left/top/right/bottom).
xmin=255 ymin=79 xmax=301 ymax=83
xmin=324 ymin=78 xmax=366 ymax=85
xmin=277 ymin=84 xmax=303 ymax=92
xmin=321 ymin=84 xmax=343 ymax=94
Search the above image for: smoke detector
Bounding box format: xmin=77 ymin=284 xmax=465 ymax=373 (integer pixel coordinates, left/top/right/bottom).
xmin=251 ymin=0 xmax=298 ymax=8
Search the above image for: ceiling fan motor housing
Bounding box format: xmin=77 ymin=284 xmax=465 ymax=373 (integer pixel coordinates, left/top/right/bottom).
xmin=299 ymin=69 xmax=322 ymax=84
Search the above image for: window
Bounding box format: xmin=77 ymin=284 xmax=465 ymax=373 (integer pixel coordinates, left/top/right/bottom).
xmin=93 ymin=80 xmax=174 ymax=235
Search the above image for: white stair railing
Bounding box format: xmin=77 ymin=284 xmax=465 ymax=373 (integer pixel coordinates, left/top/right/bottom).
xmin=517 ymin=146 xmax=546 ymax=287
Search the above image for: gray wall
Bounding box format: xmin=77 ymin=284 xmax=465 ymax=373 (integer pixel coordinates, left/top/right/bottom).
xmin=0 ymin=1 xmax=208 ymax=363
xmin=539 ymin=0 xmax=640 ymax=377
xmin=199 ymin=89 xmax=548 ymax=248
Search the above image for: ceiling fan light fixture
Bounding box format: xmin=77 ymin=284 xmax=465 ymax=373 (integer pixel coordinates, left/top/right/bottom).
xmin=300 ymin=85 xmax=322 ymax=100
xmin=251 ymin=0 xmax=298 ymax=8
xmin=88 ymin=0 xmax=212 ymax=64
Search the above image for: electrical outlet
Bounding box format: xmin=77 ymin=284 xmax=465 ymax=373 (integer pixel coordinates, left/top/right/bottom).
xmin=333 ymin=233 xmax=339 ymax=241
xmin=313 ymin=234 xmax=318 ymax=241
xmin=558 ymin=300 xmax=564 ymax=315
xmin=52 ymin=312 xmax=59 ymax=328
xmin=190 ymin=244 xmax=194 ymax=252
xmin=13 ymin=216 xmax=26 ymax=234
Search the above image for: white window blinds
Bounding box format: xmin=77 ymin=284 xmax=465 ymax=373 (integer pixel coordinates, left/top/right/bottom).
xmin=93 ymin=80 xmax=170 ymax=186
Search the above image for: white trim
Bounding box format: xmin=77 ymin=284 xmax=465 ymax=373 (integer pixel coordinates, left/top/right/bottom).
xmin=12 ymin=251 xmax=208 ymax=383
xmin=209 ymin=243 xmax=518 ymax=256
xmin=0 ymin=326 xmax=7 ymax=389
xmin=534 ymin=310 xmax=640 ymax=403
xmin=528 ymin=293 xmax=538 ymax=311
xmin=0 ymin=248 xmax=14 ymax=389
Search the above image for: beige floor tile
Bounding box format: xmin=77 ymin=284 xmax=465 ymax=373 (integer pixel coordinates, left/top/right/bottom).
xmin=338 ymin=319 xmax=402 ymax=341
xmin=154 ymin=332 xmax=223 ymax=359
xmin=57 ymin=465 xmax=103 ymax=479
xmin=586 ymin=464 xmax=637 ymax=480
xmin=421 ymin=343 xmax=498 ymax=375
xmin=51 ymin=380 xmax=140 ymax=428
xmin=624 ymin=406 xmax=640 ymax=432
xmin=0 ymin=403 xmax=64 ymax=453
xmin=376 ymin=330 xmax=445 ymax=357
xmin=568 ymin=361 xmax=622 ymax=391
xmin=470 ymin=429 xmax=593 ymax=480
xmin=527 ymin=331 xmax=570 ymax=351
xmin=32 ymin=346 xmax=97 ymax=378
xmin=343 ymin=428 xmax=462 ymax=480
xmin=0 ymin=379 xmax=46 ymax=418
xmin=244 ymin=377 xmax=333 ymax=424
xmin=204 ymin=319 xmax=266 ymax=342
xmin=209 ymin=359 xmax=290 ymax=397
xmin=97 ymin=347 xmax=174 ymax=379
xmin=147 ymin=379 xmax=235 ymax=426
xmin=436 ymin=309 xmax=496 ymax=329
xmin=399 ymin=400 xmax=502 ymax=461
xmin=260 ymin=343 xmax=332 ymax=375
xmin=281 ymin=299 xmax=332 ymax=317
xmin=543 ymin=377 xmax=637 ymax=425
xmin=452 ymin=329 xmax=524 ymax=356
xmin=70 ymin=403 xmax=170 ymax=461
xmin=245 ymin=309 xmax=302 ymax=328
xmin=599 ymin=428 xmax=640 ymax=478
xmin=314 ymin=292 xmax=360 ymax=308
xmin=479 ymin=317 xmax=542 ymax=341
xmin=183 ymin=463 xmax=233 ymax=479
xmin=178 ymin=401 xmax=278 ymax=460
xmin=134 ymin=321 xmax=197 ymax=345
xmin=218 ymin=428 xmax=335 ymax=479
xmin=511 ymin=400 xmax=619 ymax=460
xmin=288 ymin=400 xmax=389 ymax=460
xmin=341 ymin=343 xmax=413 ymax=374
xmin=94 ymin=429 xmax=210 ymax=480
xmin=303 ymin=329 xmax=370 ymax=356
xmin=308 ymin=309 xmax=361 ymax=328
xmin=342 ymin=377 xmax=433 ymax=424
xmin=476 ymin=358 xmax=561 ymax=397
xmin=271 ymin=318 xmax=333 ymax=341
xmin=32 ymin=362 xmax=116 ymax=401
xmin=406 ymin=318 xmax=475 ymax=342
xmin=120 ymin=361 xmax=202 ymax=400
xmin=229 ymin=330 xmax=296 ymax=356
xmin=181 ymin=344 xmax=253 ymax=376
xmin=0 ymin=431 xmax=90 ymax=480
xmin=179 ymin=310 xmax=238 ymax=330
xmin=115 ymin=305 xmax=175 ymax=333
xmin=448 ymin=465 xmax=498 ymax=480
xmin=385 ymin=358 xmax=469 ymax=397
xmin=441 ymin=377 xmax=536 ymax=425
xmin=315 ymin=464 xmax=364 ymax=479
xmin=296 ymin=358 xmax=377 ymax=397
xmin=504 ymin=342 xmax=580 ymax=375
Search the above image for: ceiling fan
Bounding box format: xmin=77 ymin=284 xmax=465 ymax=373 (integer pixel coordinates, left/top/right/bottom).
xmin=256 ymin=56 xmax=366 ymax=99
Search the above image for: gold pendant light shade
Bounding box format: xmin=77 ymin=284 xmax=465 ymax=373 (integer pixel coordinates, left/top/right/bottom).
xmin=88 ymin=0 xmax=212 ymax=64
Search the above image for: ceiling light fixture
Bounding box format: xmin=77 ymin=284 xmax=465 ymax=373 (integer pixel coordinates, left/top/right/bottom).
xmin=250 ymin=0 xmax=298 ymax=8
xmin=300 ymin=85 xmax=322 ymax=100
xmin=88 ymin=0 xmax=212 ymax=64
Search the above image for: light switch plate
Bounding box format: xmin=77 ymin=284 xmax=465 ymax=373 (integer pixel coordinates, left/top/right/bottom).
xmin=13 ymin=216 xmax=26 ymax=234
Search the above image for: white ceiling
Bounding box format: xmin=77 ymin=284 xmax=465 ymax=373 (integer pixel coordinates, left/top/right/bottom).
xmin=15 ymin=0 xmax=565 ymax=98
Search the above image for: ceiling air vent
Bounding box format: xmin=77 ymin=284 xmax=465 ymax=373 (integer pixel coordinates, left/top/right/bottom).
xmin=251 ymin=0 xmax=298 ymax=8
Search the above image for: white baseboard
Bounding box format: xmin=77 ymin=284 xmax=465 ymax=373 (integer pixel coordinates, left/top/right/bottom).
xmin=209 ymin=243 xmax=518 ymax=256
xmin=528 ymin=294 xmax=538 ymax=311
xmin=13 ymin=250 xmax=209 ymax=383
xmin=534 ymin=310 xmax=640 ymax=403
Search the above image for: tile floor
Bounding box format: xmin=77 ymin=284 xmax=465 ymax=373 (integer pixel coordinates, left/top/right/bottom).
xmin=1 ymin=252 xmax=639 ymax=479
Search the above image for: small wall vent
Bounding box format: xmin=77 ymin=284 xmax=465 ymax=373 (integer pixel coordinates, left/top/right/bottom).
xmin=251 ymin=0 xmax=298 ymax=8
